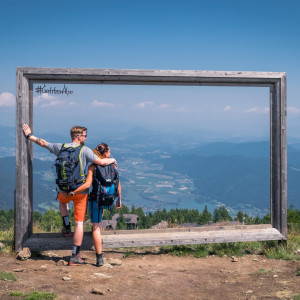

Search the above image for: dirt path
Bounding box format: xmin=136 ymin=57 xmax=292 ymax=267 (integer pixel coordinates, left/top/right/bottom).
xmin=1 ymin=249 xmax=300 ymax=300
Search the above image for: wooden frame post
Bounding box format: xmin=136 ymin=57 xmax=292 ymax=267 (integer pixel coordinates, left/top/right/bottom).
xmin=15 ymin=69 xmax=33 ymax=251
xmin=270 ymin=76 xmax=287 ymax=237
xmin=15 ymin=68 xmax=287 ymax=251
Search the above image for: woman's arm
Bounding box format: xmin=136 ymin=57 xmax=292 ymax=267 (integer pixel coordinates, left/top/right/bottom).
xmin=71 ymin=165 xmax=95 ymax=195
xmin=93 ymin=157 xmax=116 ymax=166
xmin=116 ymin=181 xmax=122 ymax=209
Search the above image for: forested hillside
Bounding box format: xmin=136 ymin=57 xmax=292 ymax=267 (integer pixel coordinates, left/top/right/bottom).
xmin=161 ymin=154 xmax=270 ymax=209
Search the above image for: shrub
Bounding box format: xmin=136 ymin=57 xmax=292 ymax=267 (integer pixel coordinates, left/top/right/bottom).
xmin=24 ymin=291 xmax=56 ymax=300
xmin=0 ymin=270 xmax=17 ymax=281
xmin=9 ymin=291 xmax=23 ymax=297
xmin=0 ymin=227 xmax=14 ymax=253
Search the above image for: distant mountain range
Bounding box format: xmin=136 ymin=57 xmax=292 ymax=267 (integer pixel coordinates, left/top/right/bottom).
xmin=159 ymin=142 xmax=300 ymax=211
xmin=160 ymin=154 xmax=270 ymax=209
xmin=1 ymin=125 xmax=300 ymax=213
xmin=187 ymin=141 xmax=270 ymax=157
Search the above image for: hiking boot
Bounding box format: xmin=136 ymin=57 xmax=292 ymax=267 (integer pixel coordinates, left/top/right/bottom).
xmin=62 ymin=226 xmax=72 ymax=237
xmin=96 ymin=254 xmax=104 ymax=267
xmin=69 ymin=253 xmax=85 ymax=266
xmin=78 ymin=252 xmax=86 ymax=261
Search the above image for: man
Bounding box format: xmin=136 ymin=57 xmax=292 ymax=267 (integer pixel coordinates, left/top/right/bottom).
xmin=22 ymin=124 xmax=116 ymax=265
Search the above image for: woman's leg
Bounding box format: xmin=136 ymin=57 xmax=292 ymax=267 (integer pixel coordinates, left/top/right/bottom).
xmin=90 ymin=202 xmax=104 ymax=266
xmin=90 ymin=201 xmax=104 ymax=253
xmin=93 ymin=220 xmax=104 ymax=266
xmin=92 ymin=223 xmax=102 ymax=254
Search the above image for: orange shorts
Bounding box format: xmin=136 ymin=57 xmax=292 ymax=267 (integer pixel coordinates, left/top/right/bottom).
xmin=57 ymin=193 xmax=88 ymax=222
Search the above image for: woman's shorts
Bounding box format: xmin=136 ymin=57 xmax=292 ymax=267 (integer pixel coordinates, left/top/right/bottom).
xmin=89 ymin=200 xmax=104 ymax=223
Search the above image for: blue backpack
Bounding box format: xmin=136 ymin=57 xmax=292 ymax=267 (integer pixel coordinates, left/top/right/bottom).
xmin=54 ymin=144 xmax=86 ymax=192
xmin=90 ymin=164 xmax=119 ymax=208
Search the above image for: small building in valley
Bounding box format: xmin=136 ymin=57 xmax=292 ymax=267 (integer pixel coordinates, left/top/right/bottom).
xmin=101 ymin=214 xmax=139 ymax=230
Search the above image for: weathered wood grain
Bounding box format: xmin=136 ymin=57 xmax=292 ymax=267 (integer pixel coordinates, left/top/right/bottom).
xmin=280 ymin=75 xmax=287 ymax=238
xmin=15 ymin=69 xmax=33 ymax=251
xmin=23 ymin=225 xmax=286 ymax=251
xmin=270 ymin=77 xmax=287 ymax=238
xmin=17 ymin=67 xmax=285 ymax=87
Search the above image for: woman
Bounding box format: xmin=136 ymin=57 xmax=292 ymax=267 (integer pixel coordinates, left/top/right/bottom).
xmin=68 ymin=143 xmax=121 ymax=267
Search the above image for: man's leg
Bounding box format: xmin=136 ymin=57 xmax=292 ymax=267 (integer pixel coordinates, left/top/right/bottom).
xmin=73 ymin=221 xmax=84 ymax=247
xmin=69 ymin=220 xmax=85 ymax=265
xmin=69 ymin=194 xmax=88 ymax=266
xmin=59 ymin=201 xmax=69 ymax=216
xmin=59 ymin=201 xmax=71 ymax=237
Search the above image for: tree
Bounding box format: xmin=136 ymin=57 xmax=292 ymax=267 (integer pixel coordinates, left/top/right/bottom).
xmin=199 ymin=205 xmax=212 ymax=225
xmin=0 ymin=209 xmax=14 ymax=229
xmin=161 ymin=208 xmax=168 ymax=221
xmin=260 ymin=214 xmax=271 ymax=224
xmin=287 ymin=205 xmax=300 ymax=224
xmin=131 ymin=205 xmax=137 ymax=215
xmin=213 ymin=206 xmax=232 ymax=223
xmin=39 ymin=208 xmax=61 ymax=232
xmin=103 ymin=209 xmax=112 ymax=220
xmin=120 ymin=205 xmax=130 ymax=214
xmin=6 ymin=209 xmax=14 ymax=228
xmin=189 ymin=209 xmax=200 ymax=223
xmin=143 ymin=213 xmax=153 ymax=228
xmin=33 ymin=210 xmax=42 ymax=224
xmin=236 ymin=211 xmax=249 ymax=224
xmin=0 ymin=215 xmax=8 ymax=231
xmin=116 ymin=213 xmax=127 ymax=230
xmin=136 ymin=207 xmax=145 ymax=220
xmin=168 ymin=209 xmax=178 ymax=225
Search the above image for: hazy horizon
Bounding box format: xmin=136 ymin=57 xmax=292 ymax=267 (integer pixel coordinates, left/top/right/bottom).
xmin=24 ymin=83 xmax=270 ymax=141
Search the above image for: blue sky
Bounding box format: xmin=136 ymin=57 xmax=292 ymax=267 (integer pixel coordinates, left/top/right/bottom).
xmin=1 ymin=0 xmax=300 ymax=139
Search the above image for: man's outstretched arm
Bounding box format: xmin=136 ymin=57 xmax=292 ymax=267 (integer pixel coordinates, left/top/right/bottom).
xmin=22 ymin=124 xmax=49 ymax=148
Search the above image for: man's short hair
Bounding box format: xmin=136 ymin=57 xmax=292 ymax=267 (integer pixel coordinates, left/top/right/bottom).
xmin=70 ymin=126 xmax=87 ymax=140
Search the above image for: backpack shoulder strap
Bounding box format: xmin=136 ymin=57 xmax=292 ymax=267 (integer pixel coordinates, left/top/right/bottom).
xmin=110 ymin=164 xmax=119 ymax=197
xmin=57 ymin=143 xmax=66 ymax=155
xmin=112 ymin=164 xmax=119 ymax=180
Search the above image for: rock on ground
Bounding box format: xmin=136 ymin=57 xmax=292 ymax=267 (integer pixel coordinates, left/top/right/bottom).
xmin=16 ymin=247 xmax=31 ymax=260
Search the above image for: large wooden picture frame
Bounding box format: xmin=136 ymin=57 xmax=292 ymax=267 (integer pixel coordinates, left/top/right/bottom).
xmin=15 ymin=68 xmax=287 ymax=251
